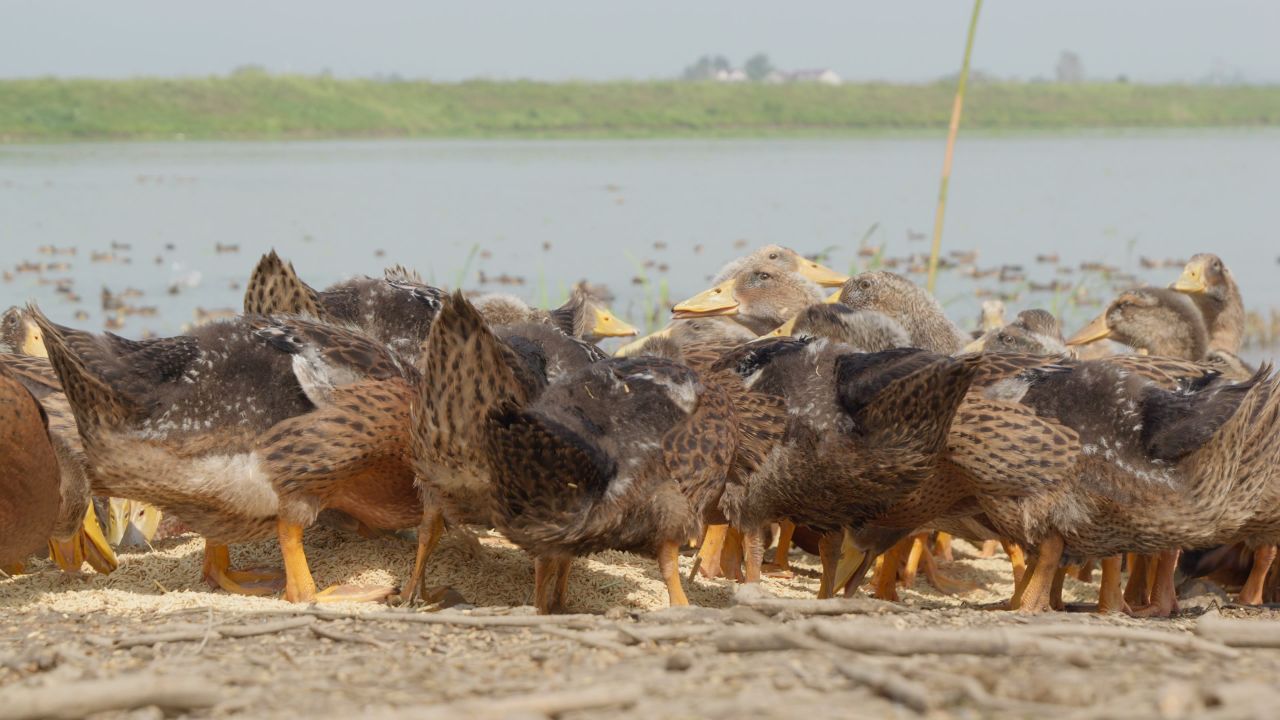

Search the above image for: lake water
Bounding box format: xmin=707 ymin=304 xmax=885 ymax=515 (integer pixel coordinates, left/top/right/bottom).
xmin=2 ymin=132 xmax=1277 ymax=357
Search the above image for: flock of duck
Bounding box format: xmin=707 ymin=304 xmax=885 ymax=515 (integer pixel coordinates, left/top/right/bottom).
xmin=2 ymin=246 xmax=1277 ymax=617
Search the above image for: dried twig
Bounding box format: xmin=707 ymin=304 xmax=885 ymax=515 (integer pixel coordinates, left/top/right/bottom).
xmin=0 ymin=674 xmax=221 ymax=720
xmin=114 ymin=629 xmax=211 ymax=649
xmin=733 ymin=587 xmax=904 ymax=616
xmin=1018 ymin=622 xmax=1238 ymax=658
xmin=254 ymin=607 xmax=600 ymax=628
xmin=810 ymin=622 xmax=1091 ymax=665
xmin=217 ymin=616 xmax=317 ymax=638
xmin=413 ymin=684 xmax=643 ymax=719
xmin=311 ymin=623 xmax=391 ymax=649
xmin=536 ymin=626 xmax=630 ymax=652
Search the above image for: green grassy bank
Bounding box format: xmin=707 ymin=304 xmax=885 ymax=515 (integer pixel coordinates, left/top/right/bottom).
xmin=2 ymin=74 xmax=1279 ymax=141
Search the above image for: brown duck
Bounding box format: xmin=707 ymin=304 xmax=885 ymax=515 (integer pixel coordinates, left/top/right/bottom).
xmin=406 ymin=292 xmax=606 ymax=606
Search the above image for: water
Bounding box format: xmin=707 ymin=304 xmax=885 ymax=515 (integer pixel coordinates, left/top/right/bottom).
xmin=2 ymin=132 xmax=1277 ymax=357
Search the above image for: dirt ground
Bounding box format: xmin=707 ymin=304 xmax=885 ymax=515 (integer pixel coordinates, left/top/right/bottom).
xmin=3 ymin=529 xmax=1279 ymax=720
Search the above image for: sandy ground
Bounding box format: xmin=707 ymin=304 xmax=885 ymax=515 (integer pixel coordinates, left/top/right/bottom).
xmin=3 ymin=529 xmax=1279 ymax=720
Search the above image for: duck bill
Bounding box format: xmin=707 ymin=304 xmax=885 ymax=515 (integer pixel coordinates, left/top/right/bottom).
xmin=614 ymin=326 xmax=672 ymax=357
xmin=961 ymin=336 xmax=987 ymax=353
xmin=591 ymin=307 xmax=639 ymax=338
xmin=1066 ymin=313 xmax=1112 ymax=346
xmin=21 ymin=318 xmax=47 ymax=358
xmin=823 ymin=290 xmax=842 ymax=304
xmin=49 ymin=505 xmax=118 ymax=574
xmin=109 ymin=498 xmax=162 ymax=548
xmin=798 ymin=259 xmax=850 ymax=288
xmin=1172 ymin=260 xmax=1207 ymax=294
xmin=79 ymin=503 xmax=119 ymax=574
xmin=672 ymin=281 xmax=739 ymax=319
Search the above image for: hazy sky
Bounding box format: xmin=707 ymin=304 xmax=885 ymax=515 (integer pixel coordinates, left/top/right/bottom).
xmin=6 ymin=1 xmax=1279 ymax=83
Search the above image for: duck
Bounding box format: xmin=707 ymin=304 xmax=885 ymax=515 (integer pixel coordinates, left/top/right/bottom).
xmin=244 ymin=251 xmax=446 ymax=361
xmin=1 ymin=306 xmax=47 ymax=356
xmin=978 ymin=360 xmax=1280 ymax=615
xmin=0 ymin=362 xmax=62 ymax=573
xmin=613 ymin=316 xmax=757 ymax=358
xmin=837 ymin=271 xmax=971 ymax=353
xmin=1067 ymin=287 xmax=1208 ymax=360
xmin=0 ymin=352 xmax=118 ymax=575
xmin=718 ymin=340 xmax=980 ymax=597
xmin=486 ymin=355 xmax=715 ymax=613
xmin=406 ymin=292 xmax=607 ymax=606
xmin=29 ymin=305 xmax=409 ymax=600
xmin=709 ymin=245 xmax=850 ymax=290
xmin=965 ymin=309 xmax=1069 ymax=356
xmin=1172 ymin=253 xmax=1245 ymax=354
xmin=3 ymin=306 xmax=163 ymax=560
xmin=672 ymin=261 xmax=826 ymax=334
xmin=472 ymin=286 xmax=638 ymax=343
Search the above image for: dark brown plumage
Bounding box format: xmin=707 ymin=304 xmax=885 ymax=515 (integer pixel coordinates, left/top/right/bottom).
xmin=406 ymin=292 xmax=602 ymax=605
xmin=0 ymin=362 xmax=60 ymax=568
xmin=244 ymin=250 xmax=445 ymax=361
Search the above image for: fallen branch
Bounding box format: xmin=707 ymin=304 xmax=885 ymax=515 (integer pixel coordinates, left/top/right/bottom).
xmin=254 ymin=607 xmax=600 ymax=628
xmin=832 ymin=664 xmax=934 ymax=714
xmin=615 ymin=625 xmax=718 ymax=645
xmin=217 ymin=616 xmax=316 ymax=638
xmin=412 ymin=684 xmax=643 ymax=720
xmin=1018 ymin=622 xmax=1238 ymax=658
xmin=810 ymin=623 xmax=1090 ymax=665
xmin=310 ymin=623 xmax=391 ymax=649
xmin=114 ymin=630 xmax=210 ymax=649
xmin=536 ymin=626 xmax=630 ymax=653
xmin=733 ymin=586 xmax=904 ymax=616
xmin=0 ymin=675 xmax=221 ymax=720
xmin=1196 ymin=612 xmax=1280 ymax=648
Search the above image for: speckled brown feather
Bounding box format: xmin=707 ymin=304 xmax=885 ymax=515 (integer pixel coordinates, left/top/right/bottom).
xmin=243 ymin=250 xmax=328 ymax=319
xmin=259 ymin=378 xmax=422 ymax=530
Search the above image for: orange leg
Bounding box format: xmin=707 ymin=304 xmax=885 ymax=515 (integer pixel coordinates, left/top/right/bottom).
xmin=693 ymin=524 xmax=729 ymax=581
xmin=742 ymin=528 xmax=765 ymax=584
xmin=1096 ymin=556 xmax=1129 ymax=614
xmin=1050 ymin=566 xmax=1069 ymax=611
xmin=763 ymin=521 xmax=796 ymax=576
xmin=405 ymin=508 xmax=445 ymax=605
xmin=817 ymin=531 xmax=841 ymax=599
xmin=719 ymin=527 xmax=745 ymax=581
xmin=202 ymin=541 xmax=283 ymax=596
xmin=920 ymin=543 xmax=979 ymax=595
xmin=277 ymin=519 xmax=393 ymax=604
xmin=1238 ymin=545 xmax=1277 ymax=606
xmin=978 ymin=539 xmax=998 ymax=558
xmin=1076 ymin=559 xmax=1095 ymax=583
xmin=534 ymin=555 xmax=571 ymax=615
xmin=933 ymin=532 xmax=954 ymax=562
xmin=658 ymin=541 xmax=689 ymax=607
xmin=872 ymin=540 xmax=910 ymax=602
xmin=1003 ymin=541 xmax=1027 ymax=585
xmin=1017 ymin=532 xmax=1064 ymax=615
xmin=1123 ymin=553 xmax=1150 ymax=606
xmin=902 ymin=534 xmax=928 ymax=586
xmin=1130 ymin=549 xmax=1180 ymax=618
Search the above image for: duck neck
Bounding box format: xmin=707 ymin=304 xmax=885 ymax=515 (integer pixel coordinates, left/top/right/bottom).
xmin=1191 ymin=283 xmax=1245 ymax=354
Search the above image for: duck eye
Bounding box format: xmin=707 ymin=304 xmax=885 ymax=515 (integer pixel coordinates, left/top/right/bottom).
xmin=1212 ymin=261 xmax=1222 ymax=271
xmin=998 ymin=333 xmax=1013 ymax=345
xmin=859 ymin=279 xmax=872 ymax=290
xmin=757 ymin=272 xmax=771 ymax=280
xmin=767 ymin=253 xmax=778 ymax=260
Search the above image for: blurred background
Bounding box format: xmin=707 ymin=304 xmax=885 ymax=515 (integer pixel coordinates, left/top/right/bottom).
xmin=3 ymin=1 xmax=1278 ymax=356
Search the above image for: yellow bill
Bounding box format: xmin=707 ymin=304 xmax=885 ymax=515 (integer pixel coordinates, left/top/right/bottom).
xmin=833 ymin=531 xmax=867 ymax=591
xmin=1172 ymin=258 xmax=1208 ymax=294
xmin=1066 ymin=313 xmax=1112 ymax=346
xmin=591 ymin=306 xmax=639 ymax=338
xmin=672 ymin=280 xmax=739 ymax=319
xmin=614 ymin=326 xmax=673 ymax=357
xmin=49 ymin=503 xmax=118 ymax=574
xmin=797 ymin=258 xmax=850 ymax=287
xmin=21 ymin=316 xmax=48 ymax=357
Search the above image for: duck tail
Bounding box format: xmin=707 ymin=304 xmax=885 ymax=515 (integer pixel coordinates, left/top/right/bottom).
xmin=25 ymin=304 xmax=132 ymax=436
xmin=243 ymin=250 xmax=327 ymax=319
xmin=413 ymin=292 xmax=540 ymax=461
xmin=485 ymin=403 xmax=614 ymax=550
xmin=837 ymin=349 xmax=980 ymax=459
